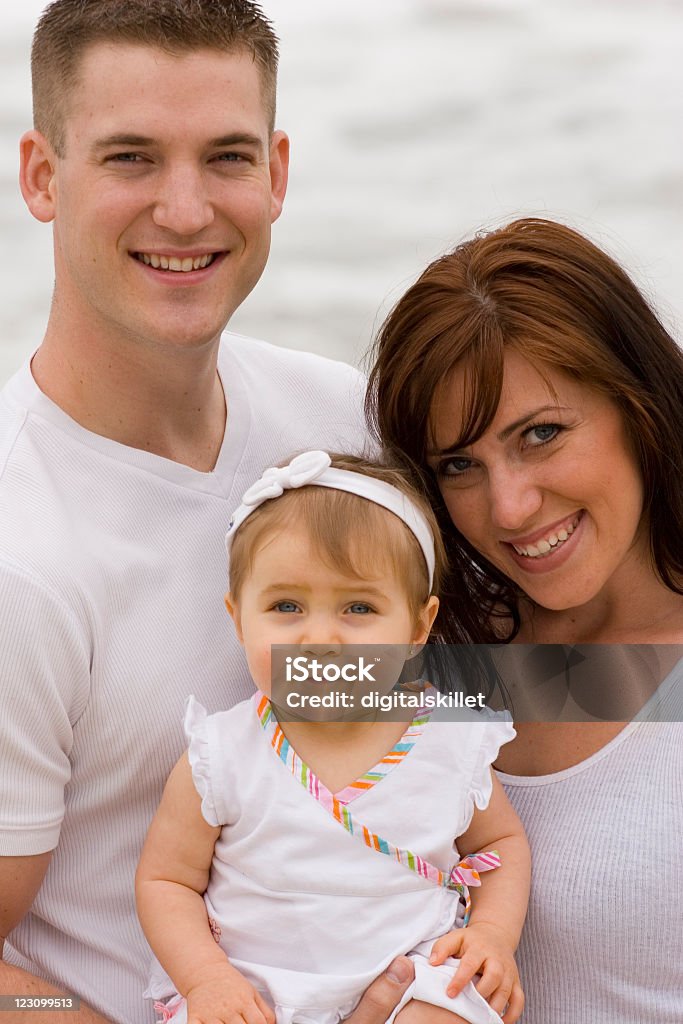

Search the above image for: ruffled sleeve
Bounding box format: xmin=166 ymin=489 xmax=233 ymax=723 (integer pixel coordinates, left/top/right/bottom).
xmin=184 ymin=695 xmax=222 ymax=827
xmin=463 ymin=715 xmax=516 ymax=830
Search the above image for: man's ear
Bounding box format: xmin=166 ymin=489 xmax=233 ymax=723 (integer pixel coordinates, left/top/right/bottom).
xmin=268 ymin=130 xmax=289 ymax=224
xmin=20 ymin=130 xmax=58 ymax=224
xmin=224 ymin=594 xmax=244 ymax=642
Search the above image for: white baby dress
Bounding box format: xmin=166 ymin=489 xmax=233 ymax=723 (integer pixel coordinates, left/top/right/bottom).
xmin=146 ymin=693 xmax=515 ymax=1024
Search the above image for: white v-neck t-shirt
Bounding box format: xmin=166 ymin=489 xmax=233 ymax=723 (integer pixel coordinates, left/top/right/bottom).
xmin=0 ymin=334 xmax=368 ymax=1024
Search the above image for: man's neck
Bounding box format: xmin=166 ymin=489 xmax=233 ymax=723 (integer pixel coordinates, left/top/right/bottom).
xmin=32 ymin=319 xmax=227 ymax=473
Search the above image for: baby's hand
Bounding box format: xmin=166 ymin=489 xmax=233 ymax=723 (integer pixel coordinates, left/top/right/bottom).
xmin=429 ymin=923 xmax=524 ymax=1024
xmin=186 ymin=962 xmax=275 ymax=1024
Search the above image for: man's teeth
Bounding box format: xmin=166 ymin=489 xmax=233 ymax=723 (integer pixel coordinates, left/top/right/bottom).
xmin=137 ymin=253 xmax=216 ymax=271
xmin=513 ymin=519 xmax=579 ymax=559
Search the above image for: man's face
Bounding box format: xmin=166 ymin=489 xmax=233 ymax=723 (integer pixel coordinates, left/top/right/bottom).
xmin=41 ymin=43 xmax=288 ymax=353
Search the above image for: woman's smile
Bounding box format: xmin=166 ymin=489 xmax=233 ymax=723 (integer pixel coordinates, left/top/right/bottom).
xmin=505 ymin=510 xmax=584 ymax=573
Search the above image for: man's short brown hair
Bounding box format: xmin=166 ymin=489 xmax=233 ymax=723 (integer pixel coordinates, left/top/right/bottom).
xmin=31 ymin=0 xmax=279 ymax=156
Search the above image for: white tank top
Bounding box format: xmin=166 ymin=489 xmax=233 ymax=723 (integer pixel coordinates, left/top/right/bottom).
xmin=499 ymin=716 xmax=683 ymax=1023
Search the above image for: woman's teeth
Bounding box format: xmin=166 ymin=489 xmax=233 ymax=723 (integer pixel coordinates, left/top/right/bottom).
xmin=136 ymin=253 xmax=216 ymax=272
xmin=512 ymin=517 xmax=580 ymax=559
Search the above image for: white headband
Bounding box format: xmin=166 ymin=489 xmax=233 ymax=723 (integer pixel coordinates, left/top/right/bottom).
xmin=225 ymin=450 xmax=436 ymax=589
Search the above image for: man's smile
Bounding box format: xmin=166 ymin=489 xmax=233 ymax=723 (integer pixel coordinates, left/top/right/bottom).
xmin=132 ymin=250 xmax=224 ymax=273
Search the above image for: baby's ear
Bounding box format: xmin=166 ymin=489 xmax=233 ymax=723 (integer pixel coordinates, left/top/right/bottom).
xmin=225 ymin=594 xmax=243 ymax=642
xmin=413 ymin=595 xmax=439 ymax=647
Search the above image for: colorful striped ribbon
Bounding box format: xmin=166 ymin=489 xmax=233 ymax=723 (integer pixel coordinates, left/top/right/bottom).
xmin=257 ymin=694 xmax=501 ymax=924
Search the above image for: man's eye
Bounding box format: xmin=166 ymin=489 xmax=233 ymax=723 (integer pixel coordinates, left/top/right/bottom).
xmin=273 ymin=601 xmax=299 ymax=613
xmin=109 ymin=153 xmax=143 ymax=163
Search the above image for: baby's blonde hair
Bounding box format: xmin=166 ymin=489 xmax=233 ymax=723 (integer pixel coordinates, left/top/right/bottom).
xmin=229 ymin=453 xmax=447 ymax=618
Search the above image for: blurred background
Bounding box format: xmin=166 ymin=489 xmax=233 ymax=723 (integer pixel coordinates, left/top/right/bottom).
xmin=1 ymin=0 xmax=682 ymax=384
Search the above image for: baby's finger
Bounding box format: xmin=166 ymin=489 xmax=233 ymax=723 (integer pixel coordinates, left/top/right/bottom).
xmin=472 ymin=959 xmax=505 ymax=1001
xmin=488 ymin=975 xmax=514 ymax=1016
xmin=429 ymin=931 xmax=464 ymax=966
xmin=445 ymin=950 xmax=485 ymax=997
xmin=501 ymin=982 xmax=525 ymax=1024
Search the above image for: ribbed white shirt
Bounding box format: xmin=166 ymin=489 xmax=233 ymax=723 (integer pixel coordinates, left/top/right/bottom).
xmin=0 ymin=333 xmax=368 ymax=1024
xmin=500 ymin=660 xmax=683 ymax=1023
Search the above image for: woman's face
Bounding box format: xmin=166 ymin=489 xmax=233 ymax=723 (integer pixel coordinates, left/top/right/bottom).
xmin=428 ymin=349 xmax=646 ymax=612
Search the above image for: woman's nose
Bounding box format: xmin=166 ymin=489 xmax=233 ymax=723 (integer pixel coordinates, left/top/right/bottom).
xmin=487 ymin=466 xmax=543 ymax=532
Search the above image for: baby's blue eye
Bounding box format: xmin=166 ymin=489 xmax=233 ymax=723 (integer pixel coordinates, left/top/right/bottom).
xmin=348 ymin=603 xmax=372 ymax=614
xmin=274 ymin=601 xmax=299 ymax=613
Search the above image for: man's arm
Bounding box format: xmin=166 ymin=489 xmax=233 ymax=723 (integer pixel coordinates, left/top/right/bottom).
xmin=0 ymin=966 xmax=113 ymax=1024
xmin=0 ymin=854 xmax=114 ymax=1024
xmin=0 ymin=564 xmax=98 ymax=1021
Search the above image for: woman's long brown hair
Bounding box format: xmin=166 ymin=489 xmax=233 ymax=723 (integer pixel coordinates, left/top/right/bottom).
xmin=367 ymin=218 xmax=683 ymax=643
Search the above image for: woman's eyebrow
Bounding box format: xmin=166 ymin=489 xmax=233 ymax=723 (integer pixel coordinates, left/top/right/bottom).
xmin=496 ymin=405 xmax=566 ymax=441
xmin=428 ymin=404 xmax=567 ymax=456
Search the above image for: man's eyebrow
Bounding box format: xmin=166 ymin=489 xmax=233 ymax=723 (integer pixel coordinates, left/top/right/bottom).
xmin=210 ymin=133 xmax=264 ymax=148
xmin=427 ymin=405 xmax=566 ymax=456
xmin=92 ymin=134 xmax=156 ymax=150
xmin=91 ymin=132 xmax=264 ymax=151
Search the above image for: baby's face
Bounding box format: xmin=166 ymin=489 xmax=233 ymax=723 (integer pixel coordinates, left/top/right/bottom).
xmin=226 ymin=524 xmax=436 ymax=710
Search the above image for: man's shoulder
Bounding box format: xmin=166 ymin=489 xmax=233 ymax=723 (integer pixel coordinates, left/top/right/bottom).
xmin=220 ymin=332 xmax=366 ymax=393
xmin=220 ymin=333 xmax=370 ymax=458
xmin=0 ymin=366 xmax=31 ymax=469
xmin=0 ymin=370 xmax=96 ymax=593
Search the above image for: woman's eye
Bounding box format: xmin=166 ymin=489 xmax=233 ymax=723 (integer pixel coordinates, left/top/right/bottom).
xmin=438 ymin=456 xmax=473 ymax=477
xmin=524 ymin=423 xmax=561 ymax=446
xmin=273 ymin=601 xmax=299 ymax=613
xmin=347 ymin=603 xmax=372 ymax=615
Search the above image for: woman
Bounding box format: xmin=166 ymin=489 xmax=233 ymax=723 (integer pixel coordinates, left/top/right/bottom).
xmin=366 ymin=218 xmax=683 ymax=1023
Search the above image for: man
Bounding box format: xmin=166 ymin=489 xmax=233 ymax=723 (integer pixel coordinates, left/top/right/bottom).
xmin=0 ymin=2 xmax=413 ymax=1021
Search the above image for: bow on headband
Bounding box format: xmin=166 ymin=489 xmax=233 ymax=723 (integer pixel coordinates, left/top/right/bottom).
xmin=241 ymin=450 xmax=332 ymax=507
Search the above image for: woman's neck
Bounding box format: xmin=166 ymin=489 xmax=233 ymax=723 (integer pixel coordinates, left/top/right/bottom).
xmin=517 ymin=566 xmax=683 ymax=644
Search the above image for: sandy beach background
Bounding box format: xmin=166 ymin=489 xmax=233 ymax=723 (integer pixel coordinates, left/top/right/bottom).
xmin=1 ymin=0 xmax=682 ymax=384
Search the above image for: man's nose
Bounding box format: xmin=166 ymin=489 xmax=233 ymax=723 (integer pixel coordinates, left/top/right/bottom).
xmin=487 ymin=466 xmax=543 ymax=532
xmin=151 ymin=164 xmax=215 ymax=235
